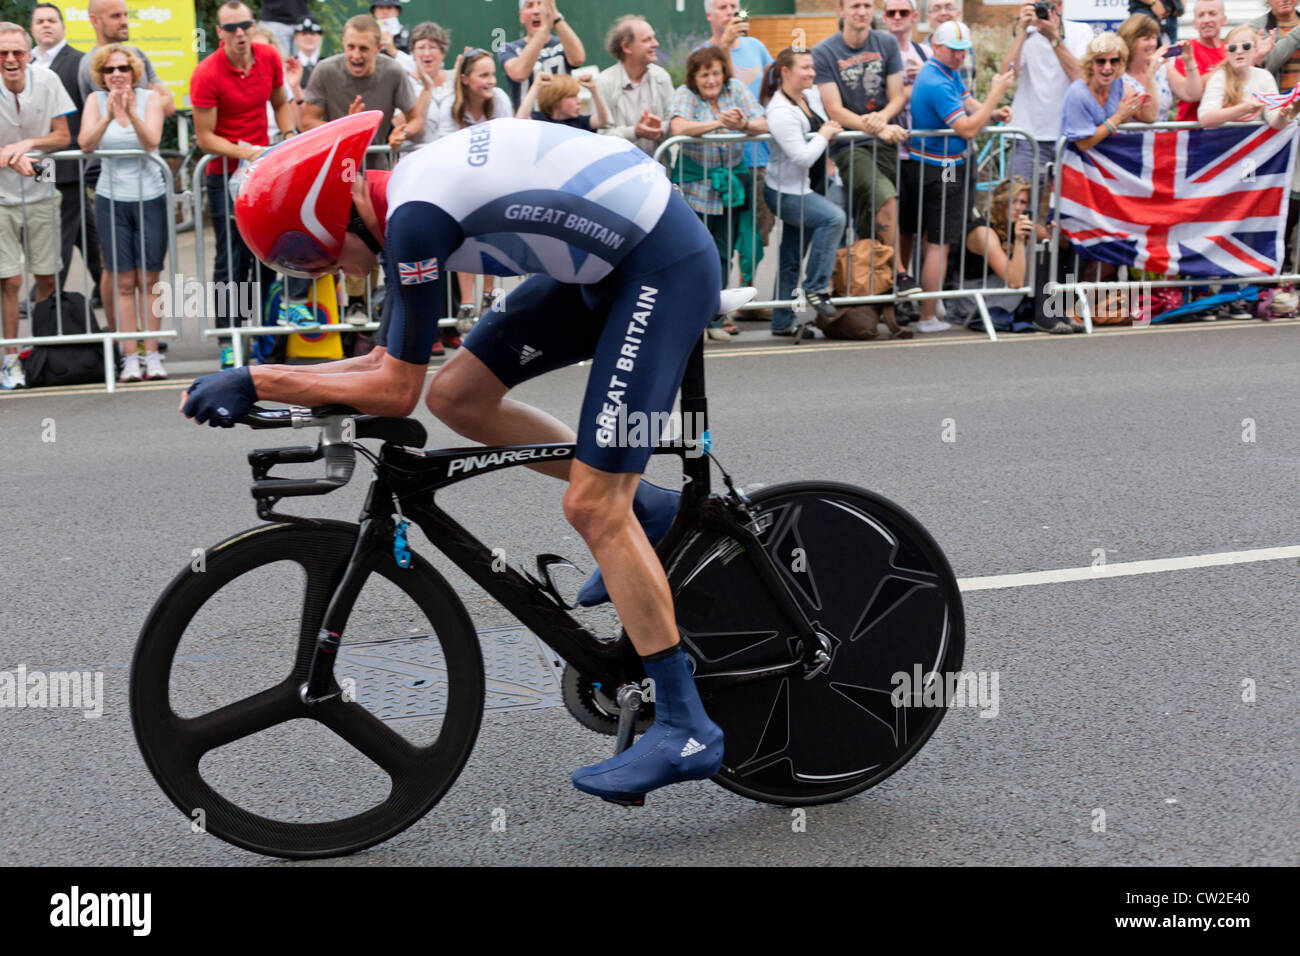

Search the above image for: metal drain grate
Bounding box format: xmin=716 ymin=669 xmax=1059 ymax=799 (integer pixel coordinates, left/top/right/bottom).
xmin=336 ymin=626 xmax=565 ymax=719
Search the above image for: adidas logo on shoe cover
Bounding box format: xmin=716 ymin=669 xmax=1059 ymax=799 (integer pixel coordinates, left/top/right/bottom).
xmin=681 ymin=738 xmax=706 ymax=757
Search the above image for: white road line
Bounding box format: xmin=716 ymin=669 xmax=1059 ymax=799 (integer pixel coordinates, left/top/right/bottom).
xmin=958 ymin=545 xmax=1300 ymax=591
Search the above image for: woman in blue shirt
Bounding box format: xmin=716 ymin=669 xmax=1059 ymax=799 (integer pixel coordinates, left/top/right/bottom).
xmin=1061 ymin=33 xmax=1148 ymax=150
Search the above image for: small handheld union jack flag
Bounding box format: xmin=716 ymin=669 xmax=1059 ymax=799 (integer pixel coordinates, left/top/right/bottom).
xmin=398 ymin=257 xmax=440 ymax=284
xmin=1248 ymin=86 xmax=1300 ymax=112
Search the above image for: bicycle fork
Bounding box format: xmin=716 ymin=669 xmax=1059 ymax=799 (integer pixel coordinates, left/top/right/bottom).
xmin=301 ymin=514 xmax=390 ymax=704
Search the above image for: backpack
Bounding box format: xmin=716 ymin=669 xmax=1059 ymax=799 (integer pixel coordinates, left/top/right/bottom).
xmin=20 ymin=292 xmax=106 ymax=387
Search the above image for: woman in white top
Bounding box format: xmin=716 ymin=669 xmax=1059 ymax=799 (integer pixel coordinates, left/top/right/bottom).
xmin=759 ymin=48 xmax=846 ymax=336
xmin=79 ymin=43 xmax=167 ymax=382
xmin=435 ymin=49 xmax=513 ymax=137
xmin=1199 ymin=24 xmax=1300 ymax=128
xmin=435 ymin=50 xmax=513 ymax=322
xmin=402 ymin=22 xmax=457 ymax=146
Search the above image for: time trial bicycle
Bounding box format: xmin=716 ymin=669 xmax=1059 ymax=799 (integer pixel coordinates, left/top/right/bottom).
xmin=130 ymin=288 xmax=964 ymax=859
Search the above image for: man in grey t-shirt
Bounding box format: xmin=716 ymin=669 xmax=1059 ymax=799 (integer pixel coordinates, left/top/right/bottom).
xmin=301 ymin=15 xmax=418 ymax=170
xmin=813 ymin=0 xmax=907 ymax=253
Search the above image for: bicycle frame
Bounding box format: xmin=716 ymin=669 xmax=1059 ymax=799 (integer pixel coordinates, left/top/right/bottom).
xmin=281 ymin=341 xmax=828 ymax=704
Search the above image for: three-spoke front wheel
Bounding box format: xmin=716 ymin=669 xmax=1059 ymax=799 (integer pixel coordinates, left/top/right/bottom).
xmin=130 ymin=522 xmax=484 ymax=859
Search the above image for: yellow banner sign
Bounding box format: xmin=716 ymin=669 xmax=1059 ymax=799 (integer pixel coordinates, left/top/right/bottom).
xmin=64 ymin=2 xmax=200 ymax=109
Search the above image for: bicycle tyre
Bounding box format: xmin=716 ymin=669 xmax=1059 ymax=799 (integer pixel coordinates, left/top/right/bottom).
xmin=130 ymin=521 xmax=484 ymax=859
xmin=666 ymin=481 xmax=964 ymax=806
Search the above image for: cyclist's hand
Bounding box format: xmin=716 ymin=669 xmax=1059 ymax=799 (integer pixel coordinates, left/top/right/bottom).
xmin=181 ymin=367 xmax=257 ymax=427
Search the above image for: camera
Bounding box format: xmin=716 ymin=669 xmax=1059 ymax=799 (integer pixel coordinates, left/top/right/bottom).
xmin=1033 ymin=1 xmax=1052 ymax=19
xmin=734 ymin=9 xmax=750 ymax=33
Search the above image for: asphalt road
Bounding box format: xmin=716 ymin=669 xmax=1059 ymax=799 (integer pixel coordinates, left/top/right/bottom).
xmin=1 ymin=319 xmax=1297 ymax=866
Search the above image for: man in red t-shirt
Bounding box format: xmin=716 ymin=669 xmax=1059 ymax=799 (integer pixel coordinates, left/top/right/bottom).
xmin=1171 ymin=0 xmax=1229 ymax=121
xmin=191 ymin=0 xmax=295 ymax=368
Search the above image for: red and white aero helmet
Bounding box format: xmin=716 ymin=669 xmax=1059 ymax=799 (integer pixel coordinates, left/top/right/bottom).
xmin=233 ymin=110 xmax=383 ymax=277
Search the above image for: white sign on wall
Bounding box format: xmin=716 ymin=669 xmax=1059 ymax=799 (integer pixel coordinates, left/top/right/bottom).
xmin=1063 ymin=0 xmax=1131 ymax=20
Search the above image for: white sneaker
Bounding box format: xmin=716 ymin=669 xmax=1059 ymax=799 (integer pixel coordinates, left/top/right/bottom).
xmin=119 ymin=352 xmax=143 ymax=382
xmin=1 ymin=354 xmax=25 ymax=389
xmin=915 ymin=318 xmax=951 ymax=333
xmin=143 ymin=351 xmax=167 ymax=380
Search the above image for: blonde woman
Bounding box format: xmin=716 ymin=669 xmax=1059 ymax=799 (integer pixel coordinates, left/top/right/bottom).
xmin=1061 ymin=32 xmax=1147 ymax=150
xmin=78 ymin=43 xmax=167 ymax=381
xmin=1199 ymin=24 xmax=1300 ymax=127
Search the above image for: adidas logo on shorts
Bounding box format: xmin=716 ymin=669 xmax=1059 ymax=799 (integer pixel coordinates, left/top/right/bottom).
xmin=520 ymin=345 xmax=542 ymax=365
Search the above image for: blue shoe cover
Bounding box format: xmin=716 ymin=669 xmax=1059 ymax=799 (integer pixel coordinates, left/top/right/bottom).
xmin=572 ymin=645 xmax=723 ymax=802
xmin=576 ymin=480 xmax=680 ymax=607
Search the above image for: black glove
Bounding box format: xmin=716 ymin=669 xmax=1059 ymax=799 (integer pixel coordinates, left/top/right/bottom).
xmin=182 ymin=366 xmax=258 ymax=427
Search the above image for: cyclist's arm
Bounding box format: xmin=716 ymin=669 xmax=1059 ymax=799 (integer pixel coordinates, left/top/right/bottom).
xmin=249 ymin=353 xmax=425 ymax=417
xmin=257 ymin=346 xmax=387 ymax=375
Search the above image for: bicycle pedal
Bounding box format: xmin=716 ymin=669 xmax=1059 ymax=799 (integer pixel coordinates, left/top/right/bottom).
xmin=601 ymin=794 xmax=646 ymax=808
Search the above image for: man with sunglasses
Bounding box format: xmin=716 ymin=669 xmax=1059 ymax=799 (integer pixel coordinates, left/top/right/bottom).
xmin=191 ymin=0 xmax=294 ymax=369
xmin=0 ymin=21 xmax=74 ymax=389
xmin=181 ymin=113 xmax=729 ymax=804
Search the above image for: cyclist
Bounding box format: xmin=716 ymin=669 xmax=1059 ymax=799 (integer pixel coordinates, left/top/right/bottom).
xmin=178 ymin=112 xmax=725 ymax=803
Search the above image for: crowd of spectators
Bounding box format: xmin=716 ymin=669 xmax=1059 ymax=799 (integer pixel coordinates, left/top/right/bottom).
xmin=4 ymin=0 xmax=1300 ymax=387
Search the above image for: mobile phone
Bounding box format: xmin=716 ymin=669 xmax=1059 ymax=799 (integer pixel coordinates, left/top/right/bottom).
xmin=1162 ymin=44 xmax=1183 ymax=58
xmin=735 ymin=9 xmax=750 ymax=33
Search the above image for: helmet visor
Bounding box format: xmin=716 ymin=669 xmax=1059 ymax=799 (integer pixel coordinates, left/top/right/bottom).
xmin=262 ymin=231 xmax=338 ymax=279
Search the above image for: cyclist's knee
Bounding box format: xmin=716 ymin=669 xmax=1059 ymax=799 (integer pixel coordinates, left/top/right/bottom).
xmin=425 ymin=352 xmax=505 ymax=433
xmin=562 ymin=472 xmax=637 ymax=547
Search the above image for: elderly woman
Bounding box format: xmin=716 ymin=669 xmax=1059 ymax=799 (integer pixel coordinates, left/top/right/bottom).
xmin=1118 ymin=14 xmax=1177 ymax=121
xmin=1061 ymin=33 xmax=1149 ymax=150
xmin=668 ymin=45 xmax=768 ymax=341
xmin=78 ymin=43 xmax=167 ymax=382
xmin=401 ymin=22 xmax=455 ymax=145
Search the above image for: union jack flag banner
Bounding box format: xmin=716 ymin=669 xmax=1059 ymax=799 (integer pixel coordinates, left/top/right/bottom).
xmin=1058 ymin=124 xmax=1299 ymax=277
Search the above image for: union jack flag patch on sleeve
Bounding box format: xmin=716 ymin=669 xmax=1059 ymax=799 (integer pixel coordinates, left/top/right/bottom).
xmin=398 ymin=258 xmax=440 ymax=284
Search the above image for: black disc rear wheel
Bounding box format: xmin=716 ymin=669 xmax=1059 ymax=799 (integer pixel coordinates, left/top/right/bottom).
xmin=667 ymin=482 xmax=964 ymax=805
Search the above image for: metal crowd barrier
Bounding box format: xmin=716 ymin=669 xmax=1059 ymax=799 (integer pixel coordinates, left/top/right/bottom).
xmin=654 ymin=127 xmax=1042 ymax=341
xmin=1 ymin=147 xmax=179 ymax=393
xmin=193 ymin=141 xmax=525 ymax=367
xmin=1048 ymin=121 xmax=1300 ymax=332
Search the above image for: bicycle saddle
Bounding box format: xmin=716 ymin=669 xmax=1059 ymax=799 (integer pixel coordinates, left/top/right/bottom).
xmin=718 ymin=287 xmax=757 ymax=315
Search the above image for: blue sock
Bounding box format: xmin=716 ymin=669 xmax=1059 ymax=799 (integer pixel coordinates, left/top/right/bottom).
xmin=576 ymin=479 xmax=680 ymax=607
xmin=571 ymin=644 xmax=724 ymax=801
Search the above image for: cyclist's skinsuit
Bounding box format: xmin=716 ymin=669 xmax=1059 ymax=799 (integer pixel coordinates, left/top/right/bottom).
xmin=376 ymin=118 xmax=721 ymax=474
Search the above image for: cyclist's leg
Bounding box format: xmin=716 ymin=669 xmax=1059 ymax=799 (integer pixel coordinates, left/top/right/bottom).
xmin=568 ymin=197 xmax=726 ymax=800
xmin=424 ymin=274 xmax=605 ymax=480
